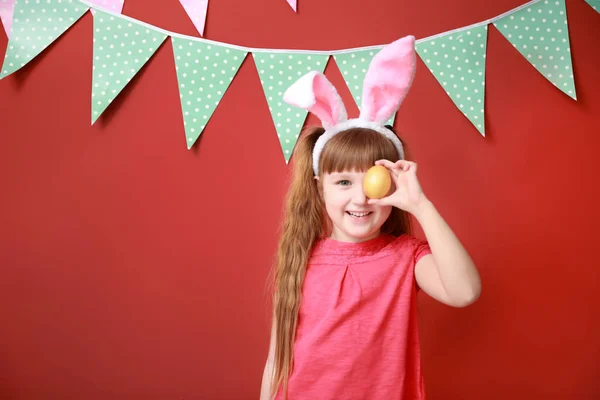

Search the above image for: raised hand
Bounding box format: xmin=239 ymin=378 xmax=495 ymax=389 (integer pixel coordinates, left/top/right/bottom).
xmin=367 ymin=159 xmax=429 ymax=217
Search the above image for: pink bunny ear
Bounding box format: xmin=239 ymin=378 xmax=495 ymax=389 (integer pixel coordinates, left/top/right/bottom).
xmin=283 ymin=71 xmax=348 ymax=129
xmin=360 ymin=35 xmax=416 ymax=124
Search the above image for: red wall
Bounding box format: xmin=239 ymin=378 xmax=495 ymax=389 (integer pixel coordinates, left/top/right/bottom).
xmin=1 ymin=0 xmax=599 ymax=398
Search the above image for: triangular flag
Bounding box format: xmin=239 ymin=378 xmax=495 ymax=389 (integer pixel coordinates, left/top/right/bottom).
xmin=0 ymin=0 xmax=89 ymax=79
xmin=416 ymin=25 xmax=488 ymax=136
xmin=0 ymin=0 xmax=15 ymax=38
xmin=91 ymin=10 xmax=167 ymax=124
xmin=286 ymin=0 xmax=297 ymax=12
xmin=494 ymin=0 xmax=576 ymax=99
xmin=334 ymin=47 xmax=396 ymax=127
xmin=172 ymin=38 xmax=246 ymax=149
xmin=584 ymin=0 xmax=599 ymax=12
xmin=178 ymin=0 xmax=208 ymax=36
xmin=253 ymin=52 xmax=329 ymax=163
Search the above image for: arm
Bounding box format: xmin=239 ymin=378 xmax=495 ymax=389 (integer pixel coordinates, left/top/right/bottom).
xmin=413 ymin=200 xmax=481 ymax=307
xmin=259 ymin=317 xmax=277 ymax=400
xmin=369 ymin=159 xmax=481 ymax=308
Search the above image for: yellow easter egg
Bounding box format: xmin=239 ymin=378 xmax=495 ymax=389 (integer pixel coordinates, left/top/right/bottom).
xmin=363 ymin=165 xmax=391 ymax=199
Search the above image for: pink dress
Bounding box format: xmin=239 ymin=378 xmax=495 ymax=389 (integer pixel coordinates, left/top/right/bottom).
xmin=275 ymin=234 xmax=432 ymax=400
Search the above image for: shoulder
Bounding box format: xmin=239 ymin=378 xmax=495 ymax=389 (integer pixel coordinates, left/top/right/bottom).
xmin=389 ymin=234 xmax=432 ymax=263
xmin=389 ymin=233 xmax=427 ymax=249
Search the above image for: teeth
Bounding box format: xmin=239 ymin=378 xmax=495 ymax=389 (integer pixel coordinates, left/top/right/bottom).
xmin=348 ymin=212 xmax=370 ymax=217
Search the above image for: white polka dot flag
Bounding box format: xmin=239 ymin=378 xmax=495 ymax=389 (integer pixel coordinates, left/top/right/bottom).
xmin=253 ymin=52 xmax=329 ymax=163
xmin=584 ymin=0 xmax=599 ymax=12
xmin=91 ymin=10 xmax=167 ymax=124
xmin=0 ymin=0 xmax=89 ymax=79
xmin=334 ymin=48 xmax=395 ymax=127
xmin=416 ymin=26 xmax=488 ymax=136
xmin=493 ymin=0 xmax=576 ymax=99
xmin=0 ymin=0 xmax=16 ymax=38
xmin=0 ymin=0 xmax=594 ymax=149
xmin=172 ymin=37 xmax=247 ymax=149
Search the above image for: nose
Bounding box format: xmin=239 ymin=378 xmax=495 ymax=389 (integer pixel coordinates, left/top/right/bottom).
xmin=352 ymin=185 xmax=368 ymax=205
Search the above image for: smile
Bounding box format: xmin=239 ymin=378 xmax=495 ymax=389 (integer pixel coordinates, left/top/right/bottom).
xmin=346 ymin=211 xmax=373 ymax=218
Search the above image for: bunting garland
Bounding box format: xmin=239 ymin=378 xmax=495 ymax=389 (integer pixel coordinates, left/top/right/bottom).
xmin=0 ymin=0 xmax=593 ymax=162
xmin=172 ymin=38 xmax=246 ymax=148
xmin=91 ymin=10 xmax=167 ymax=123
xmin=416 ymin=25 xmax=488 ymax=136
xmin=0 ymin=0 xmax=88 ymax=78
xmin=494 ymin=0 xmax=576 ymax=99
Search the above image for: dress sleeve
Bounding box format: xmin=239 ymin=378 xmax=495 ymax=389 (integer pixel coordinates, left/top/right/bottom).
xmin=394 ymin=234 xmax=432 ymax=292
xmin=412 ymin=236 xmax=432 ymax=264
xmin=392 ymin=234 xmax=432 ymax=264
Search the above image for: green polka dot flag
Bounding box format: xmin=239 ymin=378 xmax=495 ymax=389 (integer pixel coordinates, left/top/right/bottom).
xmin=172 ymin=38 xmax=247 ymax=149
xmin=91 ymin=10 xmax=167 ymax=124
xmin=416 ymin=25 xmax=488 ymax=136
xmin=584 ymin=0 xmax=599 ymax=12
xmin=253 ymin=52 xmax=329 ymax=163
xmin=333 ymin=48 xmax=395 ymax=126
xmin=0 ymin=0 xmax=89 ymax=79
xmin=494 ymin=0 xmax=576 ymax=99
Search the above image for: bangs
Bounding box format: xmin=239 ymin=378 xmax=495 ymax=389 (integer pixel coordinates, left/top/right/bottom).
xmin=319 ymin=128 xmax=402 ymax=174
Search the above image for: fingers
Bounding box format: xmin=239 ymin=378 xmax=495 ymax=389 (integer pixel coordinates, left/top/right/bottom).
xmin=375 ymin=159 xmax=418 ymax=174
xmin=367 ymin=198 xmax=390 ymax=206
xmin=374 ymin=159 xmax=398 ymax=171
xmin=396 ymin=160 xmax=417 ymax=172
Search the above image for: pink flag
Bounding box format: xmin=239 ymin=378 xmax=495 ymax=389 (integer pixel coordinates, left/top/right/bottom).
xmin=0 ymin=0 xmax=15 ymax=38
xmin=88 ymin=0 xmax=125 ymax=14
xmin=286 ymin=0 xmax=297 ymax=12
xmin=179 ymin=0 xmax=209 ymax=36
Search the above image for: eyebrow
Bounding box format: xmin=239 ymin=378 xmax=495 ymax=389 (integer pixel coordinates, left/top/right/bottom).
xmin=329 ymin=172 xmax=358 ymax=179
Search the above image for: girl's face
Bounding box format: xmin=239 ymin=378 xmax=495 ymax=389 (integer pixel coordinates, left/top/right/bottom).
xmin=319 ymin=170 xmax=392 ymax=243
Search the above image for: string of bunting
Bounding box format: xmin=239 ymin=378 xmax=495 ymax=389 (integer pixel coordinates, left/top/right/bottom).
xmin=1 ymin=0 xmax=594 ymax=163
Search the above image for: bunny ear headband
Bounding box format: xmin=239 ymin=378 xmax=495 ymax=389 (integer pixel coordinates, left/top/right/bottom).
xmin=283 ymin=35 xmax=417 ymax=175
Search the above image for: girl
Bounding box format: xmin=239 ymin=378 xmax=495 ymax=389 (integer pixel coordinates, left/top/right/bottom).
xmin=260 ymin=36 xmax=481 ymax=400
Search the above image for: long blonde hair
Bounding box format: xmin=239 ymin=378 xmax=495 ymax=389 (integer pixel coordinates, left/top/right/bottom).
xmin=270 ymin=126 xmax=413 ymax=398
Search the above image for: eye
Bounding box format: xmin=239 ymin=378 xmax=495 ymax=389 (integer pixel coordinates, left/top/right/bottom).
xmin=336 ymin=180 xmax=351 ymax=186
